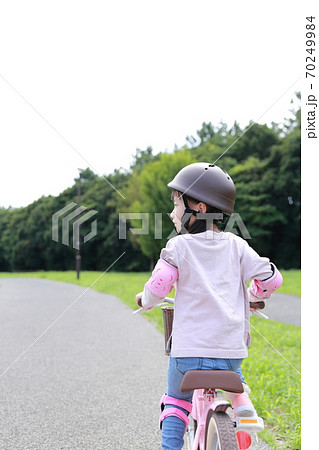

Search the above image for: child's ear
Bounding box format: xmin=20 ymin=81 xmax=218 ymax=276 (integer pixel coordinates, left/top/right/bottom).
xmin=198 ymin=202 xmax=207 ymax=213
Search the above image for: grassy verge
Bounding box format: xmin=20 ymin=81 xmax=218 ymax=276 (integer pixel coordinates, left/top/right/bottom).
xmin=243 ymin=317 xmax=300 ymax=449
xmin=0 ymin=270 xmax=301 ymax=449
xmin=275 ymin=270 xmax=300 ymax=296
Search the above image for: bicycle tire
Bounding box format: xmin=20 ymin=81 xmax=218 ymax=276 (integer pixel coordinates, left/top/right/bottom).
xmin=205 ymin=410 xmax=238 ymax=450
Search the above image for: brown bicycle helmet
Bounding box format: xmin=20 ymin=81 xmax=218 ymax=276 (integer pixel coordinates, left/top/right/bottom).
xmin=167 ymin=162 xmax=236 ymax=215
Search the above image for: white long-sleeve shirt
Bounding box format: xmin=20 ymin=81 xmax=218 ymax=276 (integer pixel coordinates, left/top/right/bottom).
xmin=142 ymin=230 xmax=273 ymax=359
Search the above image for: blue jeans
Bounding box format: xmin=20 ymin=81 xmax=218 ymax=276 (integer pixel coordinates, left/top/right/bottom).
xmin=161 ymin=356 xmax=244 ymax=450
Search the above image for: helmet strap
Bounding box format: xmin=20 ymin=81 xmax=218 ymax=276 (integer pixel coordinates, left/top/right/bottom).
xmin=180 ymin=195 xmax=199 ymax=233
xmin=180 ymin=195 xmax=219 ymax=235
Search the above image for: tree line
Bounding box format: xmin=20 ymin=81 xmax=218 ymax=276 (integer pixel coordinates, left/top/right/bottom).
xmin=0 ymin=98 xmax=300 ymax=272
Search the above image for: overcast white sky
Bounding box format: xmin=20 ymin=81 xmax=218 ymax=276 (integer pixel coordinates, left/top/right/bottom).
xmin=0 ymin=1 xmax=304 ymax=208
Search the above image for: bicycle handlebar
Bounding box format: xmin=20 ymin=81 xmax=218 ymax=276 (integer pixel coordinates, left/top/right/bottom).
xmin=134 ymin=297 xmax=268 ymax=319
xmin=250 ymin=309 xmax=269 ymax=319
xmin=133 ymin=297 xmax=174 ymax=314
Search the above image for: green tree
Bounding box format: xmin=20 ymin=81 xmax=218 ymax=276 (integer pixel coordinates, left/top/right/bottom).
xmin=0 ymin=101 xmax=300 ymax=272
xmin=262 ymin=124 xmax=301 ymax=267
xmin=120 ymin=149 xmax=195 ymax=267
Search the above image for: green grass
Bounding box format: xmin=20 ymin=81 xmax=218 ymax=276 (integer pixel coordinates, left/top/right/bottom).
xmin=0 ymin=270 xmax=301 ymax=449
xmin=243 ymin=317 xmax=300 ymax=449
xmin=276 ymin=270 xmax=300 ymax=296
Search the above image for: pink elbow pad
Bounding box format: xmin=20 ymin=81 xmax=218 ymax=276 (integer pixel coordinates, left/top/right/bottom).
xmin=250 ymin=263 xmax=283 ymax=299
xmin=145 ymin=259 xmax=178 ymax=297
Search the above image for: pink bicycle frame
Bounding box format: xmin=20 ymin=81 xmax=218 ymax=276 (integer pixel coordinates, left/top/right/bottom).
xmin=180 ymin=370 xmax=253 ymax=450
xmin=190 ymin=388 xmax=231 ymax=449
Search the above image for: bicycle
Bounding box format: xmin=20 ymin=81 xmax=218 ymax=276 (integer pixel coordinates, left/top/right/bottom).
xmin=134 ymin=298 xmax=266 ymax=450
xmin=180 ymin=369 xmax=263 ymax=450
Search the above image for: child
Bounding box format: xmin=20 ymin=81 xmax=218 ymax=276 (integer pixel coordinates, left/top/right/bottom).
xmin=136 ymin=163 xmax=283 ymax=450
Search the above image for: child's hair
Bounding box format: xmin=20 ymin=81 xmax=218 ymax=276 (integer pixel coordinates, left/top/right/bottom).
xmin=171 ymin=190 xmax=228 ymax=233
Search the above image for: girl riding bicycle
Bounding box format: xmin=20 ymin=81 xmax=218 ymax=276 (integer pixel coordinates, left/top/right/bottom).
xmin=136 ymin=163 xmax=283 ymax=450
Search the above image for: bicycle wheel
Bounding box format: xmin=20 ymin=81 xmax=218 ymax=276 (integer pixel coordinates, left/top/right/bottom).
xmin=205 ymin=410 xmax=238 ymax=450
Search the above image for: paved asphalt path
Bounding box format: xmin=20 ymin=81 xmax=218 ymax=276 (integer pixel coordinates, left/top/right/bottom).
xmin=0 ymin=279 xmax=299 ymax=449
xmin=263 ymin=292 xmax=300 ymax=326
